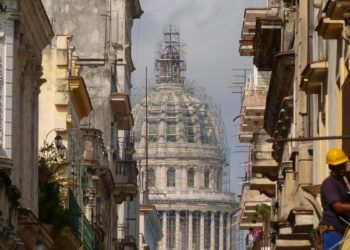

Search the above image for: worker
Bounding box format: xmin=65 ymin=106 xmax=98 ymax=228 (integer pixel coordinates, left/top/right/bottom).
xmin=320 ymin=148 xmax=350 ymax=249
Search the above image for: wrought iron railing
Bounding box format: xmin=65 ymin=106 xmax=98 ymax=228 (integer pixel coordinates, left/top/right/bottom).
xmin=117 ymin=224 xmax=136 ymax=243
xmin=69 ymin=189 xmax=97 ymax=250
xmin=115 ymin=160 xmax=138 ymax=185
xmin=117 ymin=133 xmax=135 ymax=161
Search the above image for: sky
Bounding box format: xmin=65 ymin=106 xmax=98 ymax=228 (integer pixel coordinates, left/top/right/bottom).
xmin=131 ymin=0 xmax=265 ymax=195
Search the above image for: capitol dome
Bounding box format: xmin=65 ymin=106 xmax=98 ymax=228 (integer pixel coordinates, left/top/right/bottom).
xmin=132 ymin=25 xmax=237 ymax=250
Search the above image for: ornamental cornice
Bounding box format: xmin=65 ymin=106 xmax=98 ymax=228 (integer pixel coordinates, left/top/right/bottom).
xmin=153 ymin=203 xmax=236 ymax=214
xmin=20 ymin=0 xmax=53 ymax=50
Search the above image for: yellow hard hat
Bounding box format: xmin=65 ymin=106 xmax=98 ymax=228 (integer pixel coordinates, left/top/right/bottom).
xmin=326 ymin=148 xmax=348 ymax=166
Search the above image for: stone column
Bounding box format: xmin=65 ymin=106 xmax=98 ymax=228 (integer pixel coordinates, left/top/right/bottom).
xmin=210 ymin=212 xmax=215 ymax=250
xmin=219 ymin=212 xmax=224 ymax=250
xmin=175 ymin=210 xmax=181 ymax=249
xmin=182 ymin=167 xmax=187 ymax=189
xmin=226 ymin=213 xmax=231 ymax=250
xmin=163 ymin=211 xmax=167 ymax=250
xmin=200 ymin=211 xmax=205 ymax=250
xmin=188 ymin=211 xmax=193 ymax=250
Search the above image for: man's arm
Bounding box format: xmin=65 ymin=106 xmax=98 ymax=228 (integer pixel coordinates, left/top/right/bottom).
xmin=332 ymin=202 xmax=350 ymax=213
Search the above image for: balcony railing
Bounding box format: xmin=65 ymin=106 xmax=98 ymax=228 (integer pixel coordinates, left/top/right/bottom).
xmin=69 ymin=189 xmax=97 ymax=250
xmin=117 ymin=134 xmax=135 ymax=161
xmin=115 ymin=160 xmax=138 ymax=185
xmin=116 ymin=224 xmax=137 ymax=248
xmin=82 ymin=128 xmax=108 ymax=168
xmin=114 ymin=160 xmax=138 ymax=203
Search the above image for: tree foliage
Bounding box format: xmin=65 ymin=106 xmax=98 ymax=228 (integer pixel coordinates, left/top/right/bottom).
xmin=255 ymin=203 xmax=269 ymax=218
xmin=38 ymin=143 xmax=70 ymax=233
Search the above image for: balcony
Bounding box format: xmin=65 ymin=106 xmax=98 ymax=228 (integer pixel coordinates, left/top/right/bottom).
xmin=68 ymin=76 xmax=93 ymax=120
xmin=288 ymin=208 xmax=314 ymax=234
xmin=130 ymin=0 xmax=143 ymax=19
xmin=239 ymin=39 xmax=254 ymax=56
xmin=117 ymin=114 xmax=134 ymax=130
xmin=110 ymin=92 xmax=131 ymax=116
xmin=271 ymin=96 xmax=293 ymax=162
xmin=239 ymin=188 xmax=271 ymax=230
xmin=316 ymin=16 xmax=343 ymax=39
xmin=110 ymin=92 xmax=134 ymax=130
xmin=82 ymin=128 xmax=109 ymax=170
xmin=251 ymin=130 xmax=278 ymax=181
xmin=239 ymin=89 xmax=267 ymax=143
xmin=264 ymin=51 xmax=295 ymax=138
xmin=68 ymin=189 xmax=97 ymax=250
xmin=254 ymin=17 xmax=282 ymax=70
xmin=116 ymin=224 xmax=137 ymax=249
xmin=272 ymin=220 xmax=312 ymax=249
xmin=240 ymin=8 xmax=278 ymax=57
xmin=117 ymin=133 xmax=136 ymax=160
xmin=324 ymin=0 xmax=350 ymax=20
xmin=300 ymin=60 xmax=328 ymax=94
xmin=250 ymin=177 xmax=276 ymax=198
xmin=114 ymin=160 xmax=138 ymax=203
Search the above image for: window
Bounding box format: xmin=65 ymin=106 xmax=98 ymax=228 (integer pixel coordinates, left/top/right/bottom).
xmin=166 ymin=119 xmax=177 ymax=142
xmin=204 ymin=170 xmax=210 ymax=189
xmin=166 ymin=104 xmax=176 ymax=117
xmin=167 ymin=95 xmax=176 ymax=117
xmin=187 ymin=168 xmax=194 ymax=187
xmin=184 ymin=111 xmax=195 ymax=143
xmin=167 ymin=168 xmax=176 ymax=187
xmin=148 ymin=168 xmax=156 ymax=187
xmin=148 ymin=118 xmax=158 ymax=142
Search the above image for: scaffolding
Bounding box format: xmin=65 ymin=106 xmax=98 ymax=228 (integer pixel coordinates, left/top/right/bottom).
xmin=131 ymin=25 xmax=237 ymax=249
xmin=154 ymin=25 xmax=186 ymax=84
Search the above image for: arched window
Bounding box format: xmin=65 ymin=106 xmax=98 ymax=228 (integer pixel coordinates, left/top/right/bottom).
xmin=204 ymin=169 xmax=210 ymax=188
xmin=148 ymin=168 xmax=156 ymax=187
xmin=167 ymin=168 xmax=176 ymax=187
xmin=187 ymin=168 xmax=194 ymax=187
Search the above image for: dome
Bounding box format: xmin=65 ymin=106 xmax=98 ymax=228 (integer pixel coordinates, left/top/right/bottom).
xmin=133 ymin=83 xmax=226 ymax=165
xmin=132 ymin=81 xmax=233 ymax=197
xmin=132 ymin=25 xmax=236 ymax=250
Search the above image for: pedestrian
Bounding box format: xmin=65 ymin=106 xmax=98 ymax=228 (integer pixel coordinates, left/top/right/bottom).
xmin=319 ymin=148 xmax=350 ymax=249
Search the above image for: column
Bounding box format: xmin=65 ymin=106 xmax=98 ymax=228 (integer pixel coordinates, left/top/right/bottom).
xmin=226 ymin=213 xmax=231 ymax=250
xmin=182 ymin=167 xmax=187 ymax=189
xmin=200 ymin=211 xmax=205 ymax=250
xmin=219 ymin=212 xmax=224 ymax=250
xmin=210 ymin=212 xmax=215 ymax=250
xmin=162 ymin=166 xmax=167 ymax=188
xmin=188 ymin=211 xmax=193 ymax=250
xmin=175 ymin=211 xmax=181 ymax=249
xmin=162 ymin=211 xmax=167 ymax=250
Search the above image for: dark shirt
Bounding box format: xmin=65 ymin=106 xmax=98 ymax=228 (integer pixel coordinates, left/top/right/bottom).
xmin=320 ymin=174 xmax=350 ymax=231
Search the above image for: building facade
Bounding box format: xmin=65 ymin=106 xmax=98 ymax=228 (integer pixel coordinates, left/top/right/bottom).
xmin=133 ymin=26 xmax=237 ymax=250
xmin=41 ymin=0 xmax=143 ymax=249
xmin=237 ymin=0 xmax=350 ymax=249
xmin=0 ymin=0 xmax=54 ymax=248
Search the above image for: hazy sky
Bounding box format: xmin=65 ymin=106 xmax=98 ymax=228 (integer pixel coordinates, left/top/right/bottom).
xmin=131 ymin=0 xmax=264 ymax=194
